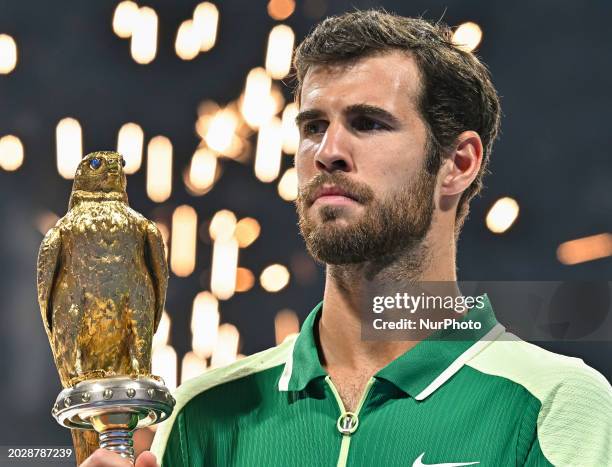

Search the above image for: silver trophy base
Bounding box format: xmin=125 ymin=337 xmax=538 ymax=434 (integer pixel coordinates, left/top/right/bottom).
xmin=52 ymin=376 xmax=175 ymax=463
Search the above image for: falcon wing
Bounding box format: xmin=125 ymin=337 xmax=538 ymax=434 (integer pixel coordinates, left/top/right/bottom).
xmin=144 ymin=220 xmax=169 ymax=331
xmin=37 ymin=225 xmax=62 ymax=340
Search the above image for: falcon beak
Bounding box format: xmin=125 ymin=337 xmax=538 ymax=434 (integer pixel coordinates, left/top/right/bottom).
xmin=107 ymin=162 xmax=120 ymax=175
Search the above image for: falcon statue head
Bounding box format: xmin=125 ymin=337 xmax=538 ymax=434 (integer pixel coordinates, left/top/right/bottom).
xmin=69 ymin=151 xmax=128 ymax=208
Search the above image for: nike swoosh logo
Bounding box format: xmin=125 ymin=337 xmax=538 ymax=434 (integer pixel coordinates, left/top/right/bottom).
xmin=412 ymin=452 xmax=480 ymax=467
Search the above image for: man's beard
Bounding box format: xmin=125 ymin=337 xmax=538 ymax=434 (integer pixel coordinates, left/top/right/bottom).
xmin=296 ymin=168 xmax=436 ymax=265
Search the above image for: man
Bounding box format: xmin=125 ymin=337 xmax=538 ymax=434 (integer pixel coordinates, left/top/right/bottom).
xmin=84 ymin=9 xmax=611 ymax=467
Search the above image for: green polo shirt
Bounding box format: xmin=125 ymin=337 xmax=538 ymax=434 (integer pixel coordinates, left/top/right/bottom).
xmin=151 ymin=296 xmax=612 ymax=466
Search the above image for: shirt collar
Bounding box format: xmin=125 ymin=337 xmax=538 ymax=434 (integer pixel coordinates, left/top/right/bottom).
xmin=278 ymin=301 xmax=326 ymax=392
xmin=278 ymin=294 xmax=505 ymax=399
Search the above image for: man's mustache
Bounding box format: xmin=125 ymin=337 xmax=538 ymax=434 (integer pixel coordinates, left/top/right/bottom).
xmin=298 ymin=173 xmax=375 ymax=206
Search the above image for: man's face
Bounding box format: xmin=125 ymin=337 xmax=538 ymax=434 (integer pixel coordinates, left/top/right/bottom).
xmin=295 ymin=51 xmax=437 ymax=265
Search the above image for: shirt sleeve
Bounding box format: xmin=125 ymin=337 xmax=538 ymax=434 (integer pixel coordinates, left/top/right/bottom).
xmin=530 ymin=365 xmax=612 ymax=466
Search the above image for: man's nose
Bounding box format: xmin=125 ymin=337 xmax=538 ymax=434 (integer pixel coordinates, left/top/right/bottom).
xmin=314 ymin=122 xmax=354 ymax=173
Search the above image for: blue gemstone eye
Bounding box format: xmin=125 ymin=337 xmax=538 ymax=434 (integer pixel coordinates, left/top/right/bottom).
xmin=90 ymin=158 xmax=101 ymax=169
xmin=121 ymin=158 xmax=126 ymax=167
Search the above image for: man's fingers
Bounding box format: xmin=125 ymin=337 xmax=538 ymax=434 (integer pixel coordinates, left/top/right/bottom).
xmin=79 ymin=448 xmax=133 ymax=466
xmin=135 ymin=451 xmax=158 ymax=467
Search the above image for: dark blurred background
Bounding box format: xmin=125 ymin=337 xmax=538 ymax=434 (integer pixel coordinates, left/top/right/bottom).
xmin=0 ymin=0 xmax=610 ymax=447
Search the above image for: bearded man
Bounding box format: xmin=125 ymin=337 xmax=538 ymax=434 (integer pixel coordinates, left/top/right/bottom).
xmin=83 ymin=9 xmax=611 ymax=467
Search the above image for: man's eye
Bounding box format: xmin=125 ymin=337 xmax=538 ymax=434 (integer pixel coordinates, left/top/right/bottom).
xmin=303 ymin=120 xmax=328 ymax=135
xmin=352 ymin=117 xmax=387 ymax=132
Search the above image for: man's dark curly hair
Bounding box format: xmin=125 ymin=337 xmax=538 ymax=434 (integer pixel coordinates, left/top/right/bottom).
xmin=293 ymin=9 xmax=502 ymax=235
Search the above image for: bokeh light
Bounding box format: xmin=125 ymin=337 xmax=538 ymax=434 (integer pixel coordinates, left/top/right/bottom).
xmin=152 ymin=310 xmax=171 ymax=350
xmin=152 ymin=344 xmax=177 ymax=391
xmin=210 ymin=323 xmax=240 ymax=368
xmin=193 ymin=2 xmax=219 ymax=52
xmin=112 ymin=1 xmax=139 ymax=39
xmin=117 ymin=122 xmax=144 ymax=174
xmin=267 ymin=0 xmax=296 ymax=21
xmin=171 ymin=205 xmax=198 ymax=277
xmin=557 ymin=233 xmax=612 ymax=265
xmin=0 ymin=135 xmax=24 ymax=171
xmin=486 ymin=197 xmax=519 ymax=234
xmin=0 ymin=34 xmax=17 ymax=74
xmin=278 ymin=167 xmax=298 ymax=201
xmin=146 ymin=135 xmax=173 ymax=202
xmin=191 ymin=291 xmax=220 ymax=359
xmin=254 ymin=117 xmax=283 ymax=182
xmin=175 ymin=20 xmax=200 ymax=61
xmin=274 ymin=309 xmax=299 ymax=344
xmin=235 ymin=267 xmax=255 ymax=292
xmin=131 ymin=6 xmax=158 ymax=64
xmin=260 ymin=264 xmax=290 ymax=292
xmin=452 ymin=21 xmax=483 ymax=52
xmin=234 ymin=217 xmax=260 ymax=248
xmin=56 ymin=118 xmax=82 ymax=180
xmin=265 ymin=25 xmax=295 ymax=79
xmin=281 ymin=103 xmax=299 ymax=154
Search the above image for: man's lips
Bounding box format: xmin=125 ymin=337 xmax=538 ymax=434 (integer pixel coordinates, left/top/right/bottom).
xmin=311 ymin=185 xmax=359 ymax=205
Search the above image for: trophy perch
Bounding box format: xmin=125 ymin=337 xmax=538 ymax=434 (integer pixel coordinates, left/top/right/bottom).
xmin=36 ymin=151 xmax=175 ymax=465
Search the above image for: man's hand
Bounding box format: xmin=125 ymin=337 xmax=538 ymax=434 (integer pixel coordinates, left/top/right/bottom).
xmin=80 ymin=449 xmax=158 ymax=467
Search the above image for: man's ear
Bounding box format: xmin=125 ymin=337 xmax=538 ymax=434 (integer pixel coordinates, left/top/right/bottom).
xmin=439 ymin=130 xmax=483 ymax=197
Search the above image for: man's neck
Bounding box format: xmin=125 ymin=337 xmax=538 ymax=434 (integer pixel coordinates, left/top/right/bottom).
xmin=317 ymin=232 xmax=457 ymax=376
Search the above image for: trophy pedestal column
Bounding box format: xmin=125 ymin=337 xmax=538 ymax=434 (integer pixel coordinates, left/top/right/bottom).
xmin=90 ymin=412 xmax=139 ymax=461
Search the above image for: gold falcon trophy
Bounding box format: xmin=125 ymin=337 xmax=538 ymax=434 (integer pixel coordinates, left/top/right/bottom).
xmin=36 ymin=151 xmax=175 ymax=465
